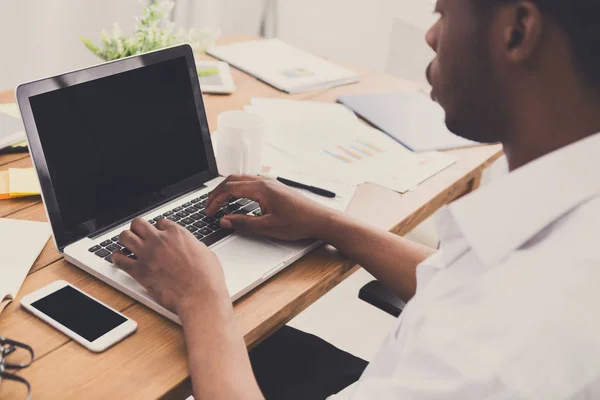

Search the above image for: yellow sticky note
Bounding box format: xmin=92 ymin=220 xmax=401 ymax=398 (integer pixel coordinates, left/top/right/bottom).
xmin=8 ymin=168 xmax=41 ymax=197
xmin=0 ymin=171 xmax=10 ymax=199
xmin=12 ymin=140 xmax=27 ymax=148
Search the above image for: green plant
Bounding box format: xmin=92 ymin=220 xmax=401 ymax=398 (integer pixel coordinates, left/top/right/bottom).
xmin=80 ymin=0 xmax=217 ymax=61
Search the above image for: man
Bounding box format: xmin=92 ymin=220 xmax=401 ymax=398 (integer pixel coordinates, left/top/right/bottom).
xmin=113 ymin=0 xmax=600 ymax=398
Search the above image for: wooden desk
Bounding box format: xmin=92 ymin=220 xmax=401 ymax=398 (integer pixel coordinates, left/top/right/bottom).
xmin=0 ymin=36 xmax=503 ymax=399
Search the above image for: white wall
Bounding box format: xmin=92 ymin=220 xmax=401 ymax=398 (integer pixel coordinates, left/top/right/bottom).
xmin=173 ymin=0 xmax=266 ymax=36
xmin=0 ymin=0 xmax=266 ymax=91
xmin=277 ymin=0 xmax=395 ymax=72
xmin=0 ymin=0 xmax=438 ymax=90
xmin=0 ymin=0 xmax=147 ymax=90
xmin=277 ymin=0 xmax=437 ymax=85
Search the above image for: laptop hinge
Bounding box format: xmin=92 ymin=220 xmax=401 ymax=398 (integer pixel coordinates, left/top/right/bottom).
xmin=87 ymin=184 xmax=207 ymax=240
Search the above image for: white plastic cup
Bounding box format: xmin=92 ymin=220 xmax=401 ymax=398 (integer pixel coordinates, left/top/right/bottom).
xmin=213 ymin=110 xmax=264 ymax=176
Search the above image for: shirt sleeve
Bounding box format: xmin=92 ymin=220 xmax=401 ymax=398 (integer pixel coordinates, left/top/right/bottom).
xmin=328 ymin=342 xmax=519 ymax=400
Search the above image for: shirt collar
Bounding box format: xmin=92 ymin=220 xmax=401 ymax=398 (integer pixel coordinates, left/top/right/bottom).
xmin=447 ymin=132 xmax=600 ymax=266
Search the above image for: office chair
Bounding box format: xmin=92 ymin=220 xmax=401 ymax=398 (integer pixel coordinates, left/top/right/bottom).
xmin=358 ymin=281 xmax=406 ymax=317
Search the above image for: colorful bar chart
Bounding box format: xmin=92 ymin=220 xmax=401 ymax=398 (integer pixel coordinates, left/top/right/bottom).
xmin=324 ymin=139 xmax=386 ymax=164
xmin=324 ymin=150 xmax=353 ymax=163
xmin=357 ymin=139 xmax=385 ymax=153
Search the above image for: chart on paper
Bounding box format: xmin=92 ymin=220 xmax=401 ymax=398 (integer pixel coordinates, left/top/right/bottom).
xmin=264 ymin=123 xmax=428 ymax=192
xmin=247 ymin=98 xmax=457 ymax=193
xmin=323 ymin=139 xmax=386 ymax=164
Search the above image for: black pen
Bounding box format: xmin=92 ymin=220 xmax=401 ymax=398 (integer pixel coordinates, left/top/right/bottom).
xmin=276 ymin=177 xmax=336 ymax=198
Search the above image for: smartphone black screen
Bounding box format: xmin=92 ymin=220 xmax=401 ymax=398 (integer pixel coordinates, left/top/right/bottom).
xmin=31 ymin=285 xmax=127 ymax=342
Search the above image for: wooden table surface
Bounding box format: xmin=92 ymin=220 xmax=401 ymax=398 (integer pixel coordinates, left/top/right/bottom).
xmin=0 ymin=35 xmax=503 ymax=399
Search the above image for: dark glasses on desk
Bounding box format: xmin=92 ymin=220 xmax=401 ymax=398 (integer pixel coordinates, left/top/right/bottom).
xmin=0 ymin=337 xmax=34 ymax=400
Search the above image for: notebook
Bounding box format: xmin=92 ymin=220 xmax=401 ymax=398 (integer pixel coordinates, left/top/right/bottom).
xmin=338 ymin=92 xmax=481 ymax=152
xmin=0 ymin=218 xmax=50 ymax=314
xmin=207 ymin=39 xmax=359 ymax=94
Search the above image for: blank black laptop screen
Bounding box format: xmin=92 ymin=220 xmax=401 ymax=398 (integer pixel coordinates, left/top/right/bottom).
xmin=29 ymin=56 xmax=210 ymax=233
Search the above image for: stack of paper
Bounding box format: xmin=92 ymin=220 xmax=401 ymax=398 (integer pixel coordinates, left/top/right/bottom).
xmin=247 ymin=98 xmax=456 ymax=194
xmin=208 ymin=39 xmax=359 ymax=94
xmin=0 ymin=168 xmax=41 ymax=199
xmin=0 ymin=103 xmax=26 ymax=150
xmin=0 ymin=218 xmax=50 ymax=314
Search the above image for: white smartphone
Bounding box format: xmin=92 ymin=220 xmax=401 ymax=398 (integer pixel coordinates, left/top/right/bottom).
xmin=20 ymin=280 xmax=137 ymax=352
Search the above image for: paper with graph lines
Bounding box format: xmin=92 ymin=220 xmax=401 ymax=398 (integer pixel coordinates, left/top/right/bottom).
xmin=246 ymin=98 xmax=455 ymax=193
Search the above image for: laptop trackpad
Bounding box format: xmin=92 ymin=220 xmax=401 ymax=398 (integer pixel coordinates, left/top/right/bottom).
xmin=214 ymin=236 xmax=294 ymax=295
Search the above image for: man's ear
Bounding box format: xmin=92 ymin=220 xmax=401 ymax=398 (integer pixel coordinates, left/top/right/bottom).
xmin=500 ymin=1 xmax=544 ymax=64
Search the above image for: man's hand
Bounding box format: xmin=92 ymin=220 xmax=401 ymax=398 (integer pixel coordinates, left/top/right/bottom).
xmin=207 ymin=176 xmax=434 ymax=304
xmin=205 ymin=175 xmax=335 ymax=241
xmin=113 ymin=218 xmax=265 ymax=400
xmin=112 ymin=217 xmax=229 ymax=315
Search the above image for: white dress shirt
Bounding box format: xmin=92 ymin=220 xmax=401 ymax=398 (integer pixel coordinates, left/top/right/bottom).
xmin=331 ymin=132 xmax=600 ymax=399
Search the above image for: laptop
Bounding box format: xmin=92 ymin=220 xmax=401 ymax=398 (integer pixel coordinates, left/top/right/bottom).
xmin=16 ymin=44 xmax=319 ymax=323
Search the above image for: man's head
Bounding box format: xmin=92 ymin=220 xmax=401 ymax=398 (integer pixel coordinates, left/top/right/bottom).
xmin=426 ymin=0 xmax=600 ymax=146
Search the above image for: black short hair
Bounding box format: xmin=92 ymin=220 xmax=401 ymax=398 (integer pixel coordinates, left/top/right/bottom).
xmin=475 ymin=1 xmax=600 ymax=89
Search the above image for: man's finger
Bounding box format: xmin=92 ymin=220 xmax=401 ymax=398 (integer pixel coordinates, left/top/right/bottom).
xmin=206 ymin=175 xmax=266 ymax=212
xmin=112 ymin=251 xmax=149 ymax=286
xmin=206 ymin=181 xmax=267 ymax=216
xmin=206 ymin=175 xmax=255 ymax=210
xmin=130 ymin=217 xmax=156 ymax=239
xmin=119 ymin=230 xmax=144 ymax=253
xmin=155 ymin=218 xmax=178 ymax=231
xmin=112 ymin=251 xmax=137 ymax=274
xmin=220 ymin=214 xmax=271 ymax=235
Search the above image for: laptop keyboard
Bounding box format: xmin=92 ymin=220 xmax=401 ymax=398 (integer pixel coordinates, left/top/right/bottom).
xmin=87 ymin=193 xmax=262 ymax=264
